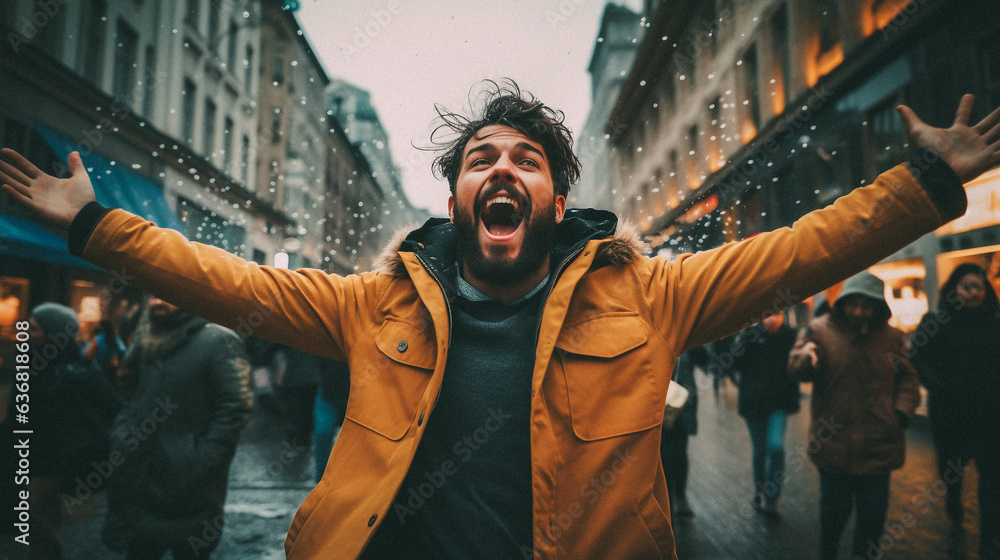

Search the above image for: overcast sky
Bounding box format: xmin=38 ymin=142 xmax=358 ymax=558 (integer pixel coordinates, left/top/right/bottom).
xmin=296 ymin=0 xmax=640 ymax=217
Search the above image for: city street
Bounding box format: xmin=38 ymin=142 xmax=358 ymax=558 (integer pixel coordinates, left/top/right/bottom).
xmin=4 ymin=371 xmax=982 ymax=560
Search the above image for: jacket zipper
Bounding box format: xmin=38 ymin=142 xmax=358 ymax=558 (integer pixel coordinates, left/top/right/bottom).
xmin=414 ymin=252 xmax=452 ymax=414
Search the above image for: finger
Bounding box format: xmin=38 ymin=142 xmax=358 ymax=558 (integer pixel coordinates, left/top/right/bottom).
xmin=983 ymin=116 xmax=1000 ymax=145
xmin=973 ymin=104 xmax=1000 ymax=135
xmin=0 ymin=158 xmax=33 ymax=188
xmin=0 ymin=181 xmax=32 ymax=201
xmin=897 ymin=105 xmax=925 ymax=137
xmin=0 ymin=148 xmax=42 ymax=179
xmin=68 ymin=151 xmax=87 ymax=178
xmin=953 ymin=93 xmax=975 ymax=127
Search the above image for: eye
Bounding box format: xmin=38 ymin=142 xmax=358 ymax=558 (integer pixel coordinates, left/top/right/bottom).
xmin=519 ymin=159 xmax=539 ymax=168
xmin=470 ymin=158 xmax=490 ymax=168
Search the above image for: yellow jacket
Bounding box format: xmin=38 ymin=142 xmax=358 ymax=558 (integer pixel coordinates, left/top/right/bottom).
xmin=74 ymin=159 xmax=962 ymax=559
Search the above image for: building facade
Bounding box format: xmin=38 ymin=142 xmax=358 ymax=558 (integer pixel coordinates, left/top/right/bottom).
xmin=572 ymin=2 xmax=644 ymax=211
xmin=607 ymin=0 xmax=1000 ymax=330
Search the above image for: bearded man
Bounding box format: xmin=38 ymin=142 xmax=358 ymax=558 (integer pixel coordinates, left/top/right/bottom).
xmin=101 ymin=296 xmax=252 ymax=560
xmin=2 ymin=81 xmax=999 ymax=559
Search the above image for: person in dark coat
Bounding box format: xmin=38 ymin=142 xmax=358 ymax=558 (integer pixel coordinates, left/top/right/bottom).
xmin=102 ymin=296 xmax=252 ymax=560
xmin=731 ymin=312 xmax=799 ymax=515
xmin=26 ymin=302 xmax=121 ymax=560
xmin=660 ymin=346 xmax=704 ymax=522
xmin=912 ymin=263 xmax=1000 ymax=559
xmin=789 ymin=272 xmax=920 ymax=560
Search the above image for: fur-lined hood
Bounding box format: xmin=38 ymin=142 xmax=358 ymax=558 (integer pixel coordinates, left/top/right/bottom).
xmin=373 ymin=209 xmax=646 ymax=277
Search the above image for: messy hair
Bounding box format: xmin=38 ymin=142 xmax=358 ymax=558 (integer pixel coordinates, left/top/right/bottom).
xmin=429 ymin=79 xmax=581 ymax=197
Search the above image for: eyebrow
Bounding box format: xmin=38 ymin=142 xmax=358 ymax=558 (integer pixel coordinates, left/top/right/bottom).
xmin=464 ymin=142 xmax=546 ymax=162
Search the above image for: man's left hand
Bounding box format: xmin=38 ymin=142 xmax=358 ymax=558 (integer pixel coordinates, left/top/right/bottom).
xmin=898 ymin=93 xmax=1000 ymax=183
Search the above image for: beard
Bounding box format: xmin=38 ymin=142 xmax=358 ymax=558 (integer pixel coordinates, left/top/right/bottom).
xmin=453 ymin=184 xmax=557 ymax=287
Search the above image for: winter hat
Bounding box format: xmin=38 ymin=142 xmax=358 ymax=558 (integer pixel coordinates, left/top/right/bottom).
xmin=30 ymin=302 xmax=80 ymax=338
xmin=835 ymin=271 xmax=892 ymax=323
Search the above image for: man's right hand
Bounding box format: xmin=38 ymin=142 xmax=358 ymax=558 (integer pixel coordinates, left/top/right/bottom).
xmin=801 ymin=341 xmax=820 ymax=369
xmin=0 ymin=148 xmax=97 ymax=230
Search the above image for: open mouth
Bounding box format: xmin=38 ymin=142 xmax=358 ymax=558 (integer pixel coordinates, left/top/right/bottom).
xmin=480 ymin=194 xmax=524 ymax=237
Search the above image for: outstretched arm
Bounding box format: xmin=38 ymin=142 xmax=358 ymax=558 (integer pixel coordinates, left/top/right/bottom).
xmin=0 ymin=149 xmax=95 ymax=230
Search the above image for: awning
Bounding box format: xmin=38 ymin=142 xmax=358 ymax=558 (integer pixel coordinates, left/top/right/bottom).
xmin=34 ymin=125 xmax=183 ymax=230
xmin=0 ymin=125 xmax=183 ymax=267
xmin=0 ymin=213 xmax=95 ymax=268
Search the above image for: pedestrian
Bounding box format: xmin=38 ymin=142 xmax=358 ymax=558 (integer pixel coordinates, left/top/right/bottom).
xmin=25 ymin=303 xmax=121 ymax=560
xmin=100 ymin=296 xmax=252 ymax=560
xmin=788 ymin=272 xmax=920 ymax=560
xmin=912 ymin=263 xmax=1000 ymax=559
xmin=660 ymin=348 xmax=703 ymax=522
xmin=731 ymin=311 xmax=799 ymax=516
xmin=2 ymin=82 xmax=997 ymax=559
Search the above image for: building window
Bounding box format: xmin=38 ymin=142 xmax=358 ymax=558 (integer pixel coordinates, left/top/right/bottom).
xmin=981 ymin=38 xmax=1000 ymax=109
xmin=241 ymin=134 xmax=251 ymax=183
xmin=271 ymin=108 xmax=282 ymax=143
xmin=112 ymin=20 xmax=138 ymax=104
xmin=227 ymin=21 xmax=239 ymax=72
xmin=739 ymin=46 xmax=761 ymax=143
xmin=708 ymin=97 xmax=724 ymax=172
xmin=79 ymin=0 xmax=107 ymax=85
xmin=273 ymin=55 xmax=285 ymax=85
xmin=185 ymin=0 xmax=201 ymax=32
xmin=808 ymin=0 xmax=844 ymax=86
xmin=223 ymin=116 xmax=234 ymax=173
xmin=244 ymin=45 xmax=254 ymax=92
xmin=771 ymin=6 xmax=790 ymax=114
xmin=208 ymin=0 xmax=221 ymax=53
xmin=203 ymin=99 xmax=217 ymax=159
xmin=686 ymin=125 xmax=700 ymax=190
xmin=182 ymin=79 xmax=197 ymax=145
xmin=142 ymin=45 xmax=157 ymax=118
xmin=816 ymin=0 xmax=841 ymax=53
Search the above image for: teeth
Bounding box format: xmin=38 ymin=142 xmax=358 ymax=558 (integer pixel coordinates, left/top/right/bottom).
xmin=486 ymin=196 xmax=519 ymax=211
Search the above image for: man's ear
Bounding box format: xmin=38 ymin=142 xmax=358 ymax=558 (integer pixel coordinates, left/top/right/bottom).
xmin=448 ymin=195 xmax=455 ymax=223
xmin=554 ymin=195 xmax=566 ymax=223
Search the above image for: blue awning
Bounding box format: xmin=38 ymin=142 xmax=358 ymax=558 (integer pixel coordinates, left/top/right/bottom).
xmin=0 ymin=126 xmax=183 ymax=267
xmin=34 ymin=125 xmax=183 ymax=231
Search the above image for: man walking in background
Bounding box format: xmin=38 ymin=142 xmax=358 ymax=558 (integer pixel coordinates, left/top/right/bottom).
xmin=789 ymin=272 xmax=920 ymax=560
xmin=102 ymin=296 xmax=252 ymax=560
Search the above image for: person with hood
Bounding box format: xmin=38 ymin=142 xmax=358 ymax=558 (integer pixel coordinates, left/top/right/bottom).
xmin=731 ymin=312 xmax=799 ymax=516
xmin=101 ymin=296 xmax=251 ymax=560
xmin=788 ymin=272 xmax=920 ymax=560
xmin=26 ymin=303 xmax=120 ymax=560
xmin=912 ymin=263 xmax=1000 ymax=559
xmin=1 ymin=82 xmax=997 ymax=559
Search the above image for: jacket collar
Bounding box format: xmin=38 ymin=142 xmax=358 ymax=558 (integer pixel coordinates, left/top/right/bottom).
xmin=374 ymin=209 xmax=645 ymax=285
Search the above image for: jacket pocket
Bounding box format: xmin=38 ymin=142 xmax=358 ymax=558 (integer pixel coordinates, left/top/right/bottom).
xmin=346 ymin=317 xmax=436 ymax=441
xmin=556 ymin=313 xmax=661 ymax=441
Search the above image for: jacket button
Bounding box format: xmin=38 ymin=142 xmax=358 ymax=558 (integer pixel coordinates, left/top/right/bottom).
xmin=418 ymin=412 xmax=425 ymax=426
xmin=397 ymin=340 xmax=408 ymax=353
xmin=368 ymin=514 xmax=378 ymax=527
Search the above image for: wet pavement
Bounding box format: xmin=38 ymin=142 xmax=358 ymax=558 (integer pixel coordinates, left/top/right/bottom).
xmin=2 ymin=371 xmax=984 ymax=559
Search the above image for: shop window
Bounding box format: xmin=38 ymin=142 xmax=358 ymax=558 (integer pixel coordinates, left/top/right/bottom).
xmin=177 ymin=197 xmax=246 ymax=256
xmin=869 ymin=258 xmax=928 ymax=333
xmin=865 ymin=93 xmax=908 ymax=180
xmin=0 ymin=277 xmax=29 ymax=341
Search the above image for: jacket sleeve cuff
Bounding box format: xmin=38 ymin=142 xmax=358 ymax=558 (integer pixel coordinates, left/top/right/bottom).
xmin=906 ymin=148 xmax=967 ymax=223
xmin=68 ymin=200 xmax=112 ymax=257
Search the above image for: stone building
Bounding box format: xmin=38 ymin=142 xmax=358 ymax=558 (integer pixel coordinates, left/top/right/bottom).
xmin=607 ymin=0 xmax=1000 ymax=330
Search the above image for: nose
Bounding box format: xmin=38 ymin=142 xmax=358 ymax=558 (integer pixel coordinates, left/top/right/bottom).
xmin=489 ymin=154 xmax=516 ymax=184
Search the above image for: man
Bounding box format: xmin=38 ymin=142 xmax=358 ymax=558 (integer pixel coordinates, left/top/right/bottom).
xmin=1 ymin=82 xmax=997 ymax=559
xmin=731 ymin=312 xmax=799 ymax=516
xmin=100 ymin=296 xmax=252 ymax=559
xmin=787 ymin=272 xmax=920 ymax=560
